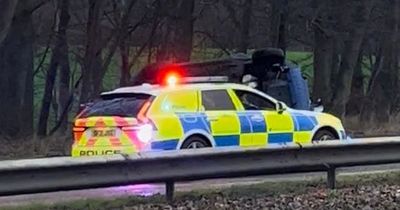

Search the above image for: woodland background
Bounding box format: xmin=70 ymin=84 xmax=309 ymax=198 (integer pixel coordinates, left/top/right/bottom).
xmin=0 ymin=0 xmax=399 ymax=142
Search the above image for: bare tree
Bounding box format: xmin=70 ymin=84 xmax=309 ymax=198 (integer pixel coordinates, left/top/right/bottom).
xmin=361 ymin=0 xmax=400 ymax=123
xmin=311 ymin=0 xmax=335 ymax=106
xmin=56 ymin=0 xmax=72 ymax=133
xmin=329 ymin=0 xmax=374 ymax=118
xmin=345 ymin=53 xmax=365 ymax=116
xmin=37 ymin=0 xmax=70 ymax=136
xmin=238 ymin=0 xmax=253 ymax=53
xmin=221 ymin=0 xmax=253 ymax=53
xmin=0 ymin=0 xmax=19 ymax=45
xmin=79 ymin=0 xmax=106 ymax=104
xmin=156 ymin=0 xmax=195 ymax=62
xmin=0 ymin=1 xmax=50 ymax=137
xmin=270 ymin=0 xmax=288 ymax=52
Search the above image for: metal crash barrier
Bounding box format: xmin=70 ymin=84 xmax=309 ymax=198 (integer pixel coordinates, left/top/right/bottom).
xmin=0 ymin=137 xmax=400 ymax=202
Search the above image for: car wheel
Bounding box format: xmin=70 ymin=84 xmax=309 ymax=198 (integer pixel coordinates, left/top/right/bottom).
xmin=181 ymin=136 xmax=210 ymax=149
xmin=312 ymin=130 xmax=337 ymax=142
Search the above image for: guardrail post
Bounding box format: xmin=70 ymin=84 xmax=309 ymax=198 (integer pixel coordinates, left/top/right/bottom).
xmin=327 ymin=166 xmax=336 ymax=189
xmin=166 ymin=181 xmax=175 ymax=203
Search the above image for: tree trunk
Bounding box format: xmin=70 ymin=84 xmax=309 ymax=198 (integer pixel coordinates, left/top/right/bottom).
xmin=119 ymin=41 xmax=130 ymax=86
xmin=37 ymin=53 xmax=58 ymax=136
xmin=0 ymin=0 xmax=19 ymax=45
xmin=345 ymin=53 xmax=364 ymax=116
xmin=80 ymin=0 xmax=105 ymax=104
xmin=238 ymin=0 xmax=253 ymax=53
xmin=360 ymin=51 xmax=383 ymax=123
xmin=0 ymin=2 xmax=34 ymax=137
xmin=117 ymin=0 xmax=138 ymax=87
xmin=56 ymin=0 xmax=71 ymax=134
xmin=329 ymin=0 xmax=374 ymax=119
xmin=156 ymin=0 xmax=195 ymax=62
xmin=37 ymin=0 xmax=70 ymax=136
xmin=360 ymin=0 xmax=399 ymax=123
xmin=270 ymin=0 xmax=288 ymax=52
xmin=312 ymin=27 xmax=333 ymax=105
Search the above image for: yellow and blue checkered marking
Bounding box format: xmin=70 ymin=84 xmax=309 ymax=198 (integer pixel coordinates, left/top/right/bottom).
xmin=151 ymin=111 xmax=322 ymax=150
xmin=151 ymin=139 xmax=179 ymax=150
xmin=268 ymin=133 xmax=293 ymax=144
xmin=238 ymin=111 xmax=267 ymax=133
xmin=291 ymin=113 xmax=317 ymax=131
xmin=178 ymin=113 xmax=211 ymax=133
xmin=215 ymin=135 xmax=240 ymax=146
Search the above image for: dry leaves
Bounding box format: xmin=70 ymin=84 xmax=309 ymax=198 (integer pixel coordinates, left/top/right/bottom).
xmin=125 ymin=184 xmax=400 ymax=210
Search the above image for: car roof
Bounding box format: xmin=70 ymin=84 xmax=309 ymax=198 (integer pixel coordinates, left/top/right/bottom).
xmin=102 ymin=83 xmax=251 ymax=95
xmin=101 ymin=83 xmax=279 ymax=103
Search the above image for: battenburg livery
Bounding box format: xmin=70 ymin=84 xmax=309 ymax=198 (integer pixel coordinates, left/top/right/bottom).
xmin=72 ymin=76 xmax=346 ymax=157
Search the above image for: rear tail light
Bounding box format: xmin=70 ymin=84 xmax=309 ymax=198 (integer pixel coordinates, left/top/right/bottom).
xmin=136 ymin=124 xmax=153 ymax=143
xmin=137 ymin=100 xmax=152 ymax=123
xmin=122 ymin=123 xmax=153 ymax=143
xmin=73 ymin=127 xmax=86 ymax=132
xmin=72 ymin=127 xmax=86 ymax=144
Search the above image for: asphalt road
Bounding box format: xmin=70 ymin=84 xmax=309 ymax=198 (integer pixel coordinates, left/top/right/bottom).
xmin=1 ymin=163 xmax=400 ymax=207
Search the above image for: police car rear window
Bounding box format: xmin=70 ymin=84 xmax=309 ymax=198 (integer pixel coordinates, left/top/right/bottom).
xmin=80 ymin=94 xmax=151 ymax=118
xmin=201 ymin=90 xmax=236 ymax=111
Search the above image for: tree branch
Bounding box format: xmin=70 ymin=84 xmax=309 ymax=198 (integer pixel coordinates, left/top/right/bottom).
xmin=0 ymin=0 xmax=19 ymax=44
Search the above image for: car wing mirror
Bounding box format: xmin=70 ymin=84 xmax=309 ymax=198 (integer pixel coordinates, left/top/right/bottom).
xmin=277 ymin=101 xmax=287 ymax=114
xmin=313 ymin=105 xmax=324 ymax=112
xmin=311 ymin=98 xmax=324 ymax=112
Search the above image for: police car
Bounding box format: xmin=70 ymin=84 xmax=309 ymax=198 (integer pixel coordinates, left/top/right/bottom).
xmin=72 ymin=76 xmax=346 ymax=157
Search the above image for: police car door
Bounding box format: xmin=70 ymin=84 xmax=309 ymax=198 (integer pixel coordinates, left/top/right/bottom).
xmin=232 ymin=89 xmax=294 ymax=146
xmin=200 ymin=89 xmax=241 ymax=147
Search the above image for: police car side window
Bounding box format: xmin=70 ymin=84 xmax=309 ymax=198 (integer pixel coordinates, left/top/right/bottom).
xmin=201 ymin=90 xmax=236 ymax=111
xmin=162 ymin=90 xmax=198 ymax=112
xmin=234 ymin=90 xmax=276 ymax=111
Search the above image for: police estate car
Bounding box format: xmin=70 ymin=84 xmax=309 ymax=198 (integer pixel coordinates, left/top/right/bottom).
xmin=72 ymin=76 xmax=346 ymax=157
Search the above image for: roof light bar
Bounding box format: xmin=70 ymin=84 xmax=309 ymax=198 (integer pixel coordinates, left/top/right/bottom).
xmin=180 ymin=76 xmax=229 ymax=83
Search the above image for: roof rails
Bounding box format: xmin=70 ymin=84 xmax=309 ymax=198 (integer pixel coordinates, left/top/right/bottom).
xmin=181 ymin=76 xmax=229 ymax=84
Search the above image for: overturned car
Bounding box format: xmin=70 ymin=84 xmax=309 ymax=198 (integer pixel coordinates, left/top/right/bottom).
xmin=132 ymin=48 xmax=322 ymax=112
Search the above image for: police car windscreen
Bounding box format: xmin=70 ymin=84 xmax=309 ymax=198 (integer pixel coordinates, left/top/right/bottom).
xmin=80 ymin=94 xmax=151 ymax=118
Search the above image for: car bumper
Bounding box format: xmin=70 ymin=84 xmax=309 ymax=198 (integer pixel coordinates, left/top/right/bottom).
xmin=71 ymin=145 xmax=138 ymax=157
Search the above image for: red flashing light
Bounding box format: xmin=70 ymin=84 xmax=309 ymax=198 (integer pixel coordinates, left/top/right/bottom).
xmin=157 ymin=64 xmax=185 ymax=86
xmin=166 ymin=74 xmax=179 ymax=86
xmin=161 ymin=70 xmax=182 ymax=86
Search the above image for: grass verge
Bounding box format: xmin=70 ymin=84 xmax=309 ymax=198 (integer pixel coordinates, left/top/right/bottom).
xmin=2 ymin=171 xmax=400 ymax=210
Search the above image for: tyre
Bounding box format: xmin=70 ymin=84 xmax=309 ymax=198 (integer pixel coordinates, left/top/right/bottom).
xmin=252 ymin=48 xmax=284 ymax=61
xmin=181 ymin=135 xmax=211 ymax=149
xmin=312 ymin=130 xmax=337 ymax=142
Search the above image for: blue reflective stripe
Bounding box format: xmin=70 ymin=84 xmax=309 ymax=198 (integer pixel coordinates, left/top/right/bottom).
xmin=310 ymin=116 xmax=318 ymax=126
xmin=249 ymin=112 xmax=267 ymax=133
xmin=291 ymin=113 xmax=317 ymax=131
xmin=215 ymin=135 xmax=240 ymax=146
xmin=238 ymin=114 xmax=252 ymax=133
xmin=178 ymin=113 xmax=210 ymax=133
xmin=238 ymin=112 xmax=267 ymax=133
xmin=292 ymin=114 xmax=300 ymax=131
xmin=151 ymin=139 xmax=179 ymax=150
xmin=268 ymin=133 xmax=293 ymax=144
